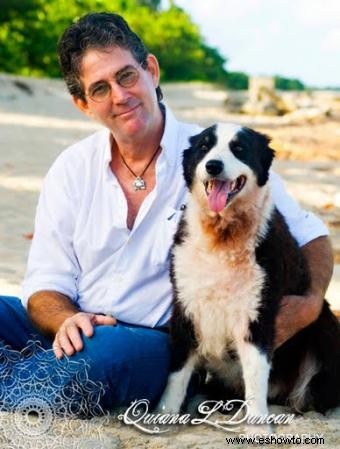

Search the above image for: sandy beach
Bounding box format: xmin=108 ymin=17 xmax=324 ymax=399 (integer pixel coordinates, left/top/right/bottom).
xmin=0 ymin=74 xmax=339 ymax=448
xmin=1 ymin=75 xmax=339 ymax=308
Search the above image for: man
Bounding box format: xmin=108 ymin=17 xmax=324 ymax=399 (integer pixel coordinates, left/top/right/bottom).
xmin=0 ymin=12 xmax=333 ymax=412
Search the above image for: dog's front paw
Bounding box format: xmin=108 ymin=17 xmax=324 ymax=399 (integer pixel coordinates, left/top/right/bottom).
xmin=155 ymin=398 xmax=181 ymax=414
xmin=155 ymin=382 xmax=187 ymax=414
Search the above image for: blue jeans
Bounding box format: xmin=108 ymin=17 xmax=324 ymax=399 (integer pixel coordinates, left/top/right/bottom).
xmin=0 ymin=296 xmax=171 ymax=414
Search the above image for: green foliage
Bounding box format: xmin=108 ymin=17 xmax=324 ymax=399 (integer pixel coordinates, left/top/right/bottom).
xmin=136 ymin=0 xmax=161 ymax=10
xmin=225 ymin=71 xmax=249 ymax=90
xmin=0 ymin=1 xmax=305 ymax=89
xmin=275 ymin=76 xmax=305 ymax=91
xmin=0 ymin=0 xmax=228 ymax=82
xmin=126 ymin=5 xmax=228 ymax=82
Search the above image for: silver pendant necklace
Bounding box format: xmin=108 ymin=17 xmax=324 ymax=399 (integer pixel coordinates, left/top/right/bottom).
xmin=119 ymin=145 xmax=161 ymax=191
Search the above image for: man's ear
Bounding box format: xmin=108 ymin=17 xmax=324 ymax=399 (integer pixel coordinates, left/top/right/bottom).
xmin=72 ymin=95 xmax=93 ymax=117
xmin=145 ymin=54 xmax=160 ymax=87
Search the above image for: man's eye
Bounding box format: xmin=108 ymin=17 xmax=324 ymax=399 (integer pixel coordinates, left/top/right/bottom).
xmin=120 ymin=70 xmax=134 ymax=80
xmin=118 ymin=69 xmax=138 ymax=87
xmin=91 ymin=84 xmax=110 ymax=96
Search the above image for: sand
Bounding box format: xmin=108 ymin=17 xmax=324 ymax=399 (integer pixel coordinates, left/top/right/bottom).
xmin=0 ymin=74 xmax=339 ymax=448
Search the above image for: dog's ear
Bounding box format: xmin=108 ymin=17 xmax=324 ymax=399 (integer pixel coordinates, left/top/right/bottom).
xmin=239 ymin=128 xmax=275 ymax=186
xmin=183 ymin=125 xmax=218 ymax=189
xmin=253 ymin=131 xmax=275 ymax=186
xmin=257 ymin=132 xmax=275 ymax=186
xmin=188 ymin=125 xmax=217 ymax=150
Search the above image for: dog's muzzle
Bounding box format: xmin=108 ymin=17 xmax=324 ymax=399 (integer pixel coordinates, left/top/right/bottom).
xmin=204 ymin=175 xmax=247 ymax=213
xmin=205 ymin=159 xmax=224 ymax=176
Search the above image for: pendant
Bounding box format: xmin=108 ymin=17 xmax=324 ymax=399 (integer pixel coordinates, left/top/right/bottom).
xmin=133 ymin=176 xmax=146 ymax=191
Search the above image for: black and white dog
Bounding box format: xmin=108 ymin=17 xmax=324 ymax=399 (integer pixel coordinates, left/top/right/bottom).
xmin=158 ymin=123 xmax=340 ymax=421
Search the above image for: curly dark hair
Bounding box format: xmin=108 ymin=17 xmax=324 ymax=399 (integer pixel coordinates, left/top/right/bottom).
xmin=57 ymin=12 xmax=163 ymax=102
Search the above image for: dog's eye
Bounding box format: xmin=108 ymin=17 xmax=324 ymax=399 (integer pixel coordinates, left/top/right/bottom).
xmin=201 ymin=144 xmax=208 ymax=151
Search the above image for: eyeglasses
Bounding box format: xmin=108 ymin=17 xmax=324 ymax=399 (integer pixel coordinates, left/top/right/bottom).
xmin=85 ymin=63 xmax=144 ymax=103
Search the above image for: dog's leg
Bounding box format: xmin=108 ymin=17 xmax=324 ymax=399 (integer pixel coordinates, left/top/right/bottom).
xmin=156 ymin=353 xmax=197 ymax=413
xmin=237 ymin=340 xmax=271 ymax=434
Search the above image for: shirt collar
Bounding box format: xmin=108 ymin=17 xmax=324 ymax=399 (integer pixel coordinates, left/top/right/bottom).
xmin=102 ymin=102 xmax=181 ymax=179
xmin=102 ymin=130 xmax=118 ymax=184
xmin=103 ymin=130 xmax=112 ymax=166
xmin=159 ymin=103 xmax=180 ymax=168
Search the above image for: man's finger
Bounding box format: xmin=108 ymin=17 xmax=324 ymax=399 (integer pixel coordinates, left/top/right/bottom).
xmin=64 ymin=322 xmax=84 ymax=352
xmin=52 ymin=340 xmax=64 ymax=359
xmin=52 ymin=312 xmax=116 ymax=360
xmin=57 ymin=330 xmax=77 ymax=357
xmin=72 ymin=313 xmax=95 ymax=337
xmin=93 ymin=314 xmax=117 ymax=326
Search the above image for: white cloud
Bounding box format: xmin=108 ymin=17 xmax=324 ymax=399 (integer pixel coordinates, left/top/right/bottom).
xmin=296 ymin=0 xmax=340 ymax=26
xmin=174 ymin=0 xmax=263 ymax=21
xmin=321 ymin=28 xmax=340 ymax=52
xmin=164 ymin=0 xmax=340 ymax=86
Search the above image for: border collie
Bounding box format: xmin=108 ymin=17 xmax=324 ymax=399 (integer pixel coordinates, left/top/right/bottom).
xmin=158 ymin=123 xmax=340 ymax=424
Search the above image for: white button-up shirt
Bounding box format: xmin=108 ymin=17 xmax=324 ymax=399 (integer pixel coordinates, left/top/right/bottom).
xmin=22 ymin=107 xmax=328 ymax=327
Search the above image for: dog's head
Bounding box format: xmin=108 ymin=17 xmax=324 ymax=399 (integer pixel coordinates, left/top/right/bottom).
xmin=183 ymin=123 xmax=275 ymax=214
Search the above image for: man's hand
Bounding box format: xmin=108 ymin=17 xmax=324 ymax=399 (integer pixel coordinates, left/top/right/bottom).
xmin=53 ymin=312 xmax=116 ymax=359
xmin=27 ymin=291 xmax=117 ymax=359
xmin=274 ymin=236 xmax=334 ymax=349
xmin=274 ymin=293 xmax=322 ymax=349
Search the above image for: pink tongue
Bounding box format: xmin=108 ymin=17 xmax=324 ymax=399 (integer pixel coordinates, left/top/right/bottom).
xmin=207 ymin=180 xmax=231 ymax=212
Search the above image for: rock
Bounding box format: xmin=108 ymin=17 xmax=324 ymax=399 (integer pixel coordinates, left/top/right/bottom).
xmin=282 ymin=106 xmax=330 ymax=124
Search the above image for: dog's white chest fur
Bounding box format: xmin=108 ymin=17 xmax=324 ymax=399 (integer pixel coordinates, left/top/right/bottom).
xmin=173 ymin=237 xmax=266 ymax=359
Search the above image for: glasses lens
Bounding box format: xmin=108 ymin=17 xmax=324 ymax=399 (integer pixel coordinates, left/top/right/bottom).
xmin=89 ymin=83 xmax=111 ymax=102
xmin=87 ymin=66 xmax=140 ymax=102
xmin=117 ymin=67 xmax=139 ymax=88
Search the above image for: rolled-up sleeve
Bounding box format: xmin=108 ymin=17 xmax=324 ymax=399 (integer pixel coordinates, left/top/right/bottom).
xmin=21 ymin=155 xmax=80 ymax=308
xmin=270 ymin=170 xmax=329 ymax=247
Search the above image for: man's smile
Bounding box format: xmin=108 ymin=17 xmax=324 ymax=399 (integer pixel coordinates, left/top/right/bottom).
xmin=113 ymin=102 xmax=141 ymax=118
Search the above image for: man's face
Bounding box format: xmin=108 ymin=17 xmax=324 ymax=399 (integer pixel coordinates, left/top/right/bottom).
xmin=74 ymin=46 xmax=161 ymax=141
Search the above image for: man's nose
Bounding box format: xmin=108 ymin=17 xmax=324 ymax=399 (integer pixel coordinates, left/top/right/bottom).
xmin=110 ymin=82 xmax=130 ymax=103
xmin=205 ymin=159 xmax=224 ymax=176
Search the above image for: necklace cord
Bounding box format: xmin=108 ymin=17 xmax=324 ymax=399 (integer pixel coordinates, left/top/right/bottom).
xmin=118 ymin=145 xmax=161 ymax=179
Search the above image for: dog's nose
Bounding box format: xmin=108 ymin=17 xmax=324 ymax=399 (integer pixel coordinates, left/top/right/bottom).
xmin=205 ymin=159 xmax=224 ymax=176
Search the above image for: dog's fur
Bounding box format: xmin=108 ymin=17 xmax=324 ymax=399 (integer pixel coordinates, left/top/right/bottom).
xmin=158 ymin=123 xmax=340 ymax=419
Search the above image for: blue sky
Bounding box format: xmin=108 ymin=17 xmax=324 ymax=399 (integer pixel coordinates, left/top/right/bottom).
xmin=168 ymin=0 xmax=340 ymax=88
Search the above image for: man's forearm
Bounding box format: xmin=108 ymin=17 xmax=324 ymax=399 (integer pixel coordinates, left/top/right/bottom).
xmin=27 ymin=291 xmax=79 ymax=338
xmin=302 ymin=236 xmax=334 ymax=298
xmin=275 ymin=235 xmax=334 ymax=348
